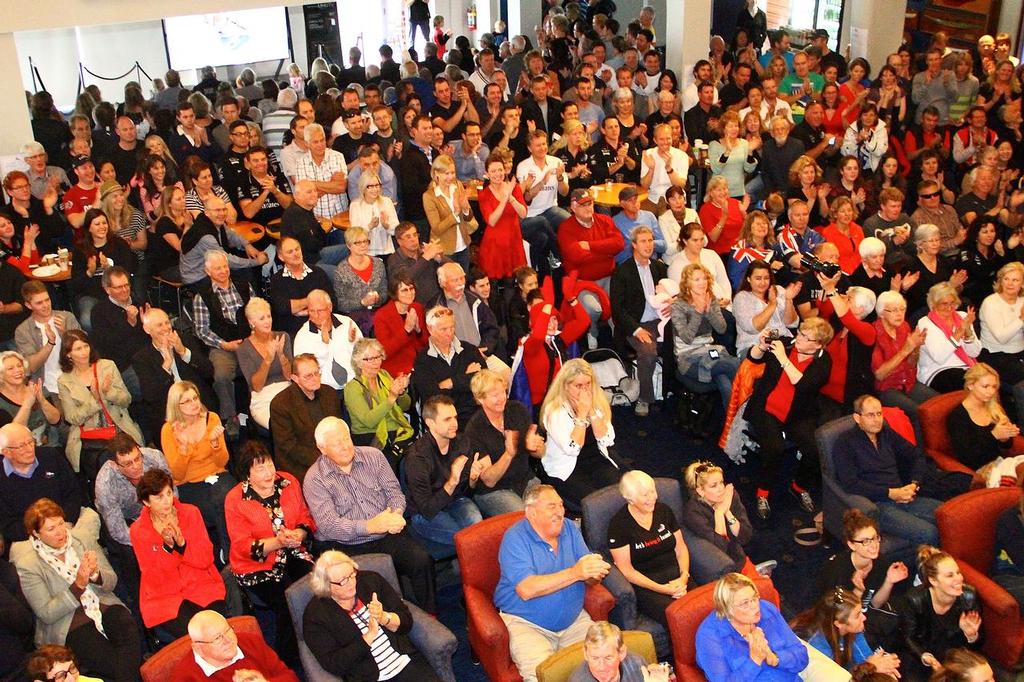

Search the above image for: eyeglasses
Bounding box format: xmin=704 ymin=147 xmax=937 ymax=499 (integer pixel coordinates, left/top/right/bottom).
xmin=48 ymin=664 xmax=78 ymax=682
xmin=362 ymin=355 xmax=384 ymax=363
xmin=733 ymin=596 xmax=760 ymax=611
xmin=4 ymin=439 xmax=34 ymax=451
xmin=193 ymin=625 xmax=234 ymax=645
xmin=366 ymin=183 xmax=382 ymax=189
xmin=350 ymin=239 xmax=370 ymax=246
xmin=7 ymin=184 xmax=30 ymax=192
xmin=330 ymin=572 xmax=356 ymax=588
xmin=850 ymin=534 xmax=881 ymax=546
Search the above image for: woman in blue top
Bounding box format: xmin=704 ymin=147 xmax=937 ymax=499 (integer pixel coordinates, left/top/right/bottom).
xmin=695 ymin=572 xmax=808 ymax=681
xmin=791 ymin=587 xmax=902 ymax=677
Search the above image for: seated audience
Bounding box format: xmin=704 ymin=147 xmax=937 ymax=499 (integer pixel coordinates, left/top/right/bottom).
xmin=148 ymin=186 xmax=190 ymax=282
xmin=725 ymin=210 xmax=779 ymax=292
xmin=349 ymin=172 xmax=399 ymax=258
xmin=279 ymin=181 xmax=347 ymax=267
xmin=89 ymin=267 xmax=148 ymax=380
xmin=791 ymin=588 xmax=902 ymax=676
xmin=405 ymin=395 xmax=484 ymax=549
xmin=672 ymin=263 xmax=740 ymax=408
xmin=225 ymin=441 xmax=314 ymax=661
xmin=132 ymin=307 xmax=215 ymax=440
xmin=612 ymin=186 xmax=664 ymax=264
xmin=695 ymin=572 xmax=809 ymax=680
xmin=994 ymin=493 xmax=1024 ymax=607
xmin=608 ymin=471 xmax=690 ymax=630
xmin=611 ymin=225 xmax=667 ymax=416
xmin=494 ymin=484 xmax=611 ymax=682
xmin=192 ymin=250 xmax=257 ymax=436
xmin=433 ymin=262 xmax=501 ymax=361
xmin=916 ymin=282 xmax=981 ymax=393
xmin=659 ymin=186 xmax=700 ymax=263
xmin=979 ymin=261 xmax=1024 ymax=424
xmin=293 ymin=288 xmax=363 ymax=391
xmin=895 ymin=546 xmax=983 ymax=680
xmin=69 ymin=209 xmax=136 ymax=333
xmin=173 ymin=609 xmax=298 ymax=682
xmin=267 ymin=237 xmax=336 ymax=336
xmin=682 ymin=461 xmax=754 ymax=578
xmin=413 ymin=306 xmax=486 ymax=422
xmin=946 ymin=363 xmax=1023 ymax=475
xmin=667 ymin=222 xmax=732 ymax=302
xmin=0 ymin=215 xmax=40 ymax=277
xmin=303 ymin=550 xmax=441 ymax=681
xmin=179 ymin=198 xmax=267 ymax=287
xmin=160 ymin=380 xmax=235 ymax=562
xmin=303 ymin=416 xmax=436 ymax=612
xmin=130 ymin=468 xmax=226 ymax=639
xmin=343 ymin=338 xmax=414 ymax=464
xmin=23 ymin=645 xmax=98 ymax=682
xmin=557 ymin=189 xmax=625 ymax=330
xmin=819 ymin=196 xmax=865 ymax=275
xmin=269 ymin=354 xmax=342 ymax=481
xmin=465 ymin=369 xmax=544 ymax=516
xmin=540 ymin=359 xmax=622 ymax=508
xmin=15 ymin=269 xmax=83 ymax=394
xmin=516 ymin=131 xmax=570 ymax=274
xmin=931 ymin=649 xmax=995 ymax=682
xmin=236 ymin=297 xmax=293 ymax=429
xmin=56 ymin=329 xmax=143 ymax=480
xmin=374 ymin=274 xmax=430 ymax=377
xmin=236 ymin=146 xmax=293 ymax=227
xmin=516 ymin=284 xmax=591 ymax=411
xmin=184 ymin=161 xmax=236 ymax=222
xmin=820 ymin=510 xmax=910 ymax=651
xmin=334 ymin=226 xmax=389 ymax=336
xmin=11 ymin=498 xmax=140 ymax=682
xmin=569 ymin=621 xmax=672 ymax=682
xmin=733 ymin=260 xmax=800 ymax=358
xmin=904 ymin=224 xmax=967 ymax=319
xmin=836 ymin=395 xmax=945 ymax=545
xmin=958 ymin=217 xmax=1008 ymax=308
xmin=0 ymin=350 xmax=61 ymax=447
xmin=295 ymin=123 xmax=350 ymax=218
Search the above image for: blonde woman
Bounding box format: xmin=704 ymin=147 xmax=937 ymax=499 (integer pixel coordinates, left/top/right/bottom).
xmin=348 ymin=171 xmax=398 ymax=257
xmin=539 ymin=359 xmax=621 ymax=508
xmin=423 ymin=154 xmax=478 ymax=271
xmin=98 ymin=181 xmax=148 ymax=300
xmin=682 ymin=461 xmax=755 ymax=577
xmin=149 ymin=185 xmax=191 ymax=281
xmin=695 ymin=573 xmax=808 ymax=680
xmin=946 ymin=363 xmax=1023 ymax=476
xmin=698 ymin=175 xmax=747 ymax=255
xmin=236 ymin=298 xmax=293 ymax=429
xmin=333 ymin=226 xmax=389 ymax=336
xmin=979 ymin=261 xmax=1024 ymax=424
xmin=0 ymin=350 xmax=61 ymax=446
xmin=708 ymin=111 xmax=758 ymax=198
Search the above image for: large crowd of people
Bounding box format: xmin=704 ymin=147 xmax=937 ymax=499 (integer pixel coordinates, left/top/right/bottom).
xmin=2 ymin=2 xmax=1024 ymax=681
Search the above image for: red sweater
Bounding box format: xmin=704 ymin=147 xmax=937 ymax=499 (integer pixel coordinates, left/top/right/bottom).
xmin=170 ymin=632 xmax=299 ymax=682
xmin=130 ymin=500 xmax=226 ymax=628
xmin=374 ymin=301 xmax=429 ymax=376
xmin=699 ymin=199 xmax=745 ymax=255
xmin=819 ymin=222 xmax=865 ymax=275
xmin=557 ymin=213 xmax=625 ymax=281
xmin=766 ymin=350 xmax=815 ymax=423
xmin=821 ymin=309 xmax=877 ymax=403
xmin=225 ymin=472 xmax=316 ymax=577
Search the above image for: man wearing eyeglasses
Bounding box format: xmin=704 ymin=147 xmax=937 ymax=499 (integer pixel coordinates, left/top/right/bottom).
xmin=834 ymin=395 xmax=960 ymax=546
xmin=0 ymin=422 xmax=99 ymax=543
xmin=911 ymin=180 xmax=966 ymax=255
xmin=270 ymin=354 xmax=342 ymax=481
xmin=89 ymin=267 xmax=148 ymax=389
xmin=173 ymin=609 xmax=297 ymax=681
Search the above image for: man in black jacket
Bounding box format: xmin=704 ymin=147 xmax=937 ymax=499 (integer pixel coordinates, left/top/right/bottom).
xmin=132 ymin=307 xmax=216 ymax=441
xmin=431 ymin=262 xmax=500 ymax=359
xmin=610 ymin=226 xmax=667 ymax=417
xmin=279 ymin=181 xmax=348 ymax=267
xmin=520 ymin=76 xmax=563 ymax=141
xmin=269 ymin=354 xmax=342 ymax=481
xmin=398 ymin=114 xmax=436 ymax=241
xmin=90 ymin=267 xmax=148 ymax=383
xmin=412 ymin=306 xmax=486 ymax=423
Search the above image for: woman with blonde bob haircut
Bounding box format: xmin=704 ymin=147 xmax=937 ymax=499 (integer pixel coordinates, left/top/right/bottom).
xmin=682 ymin=461 xmax=756 ymax=578
xmin=606 ymin=470 xmax=691 ymax=630
xmin=539 ymin=359 xmax=622 ymax=508
xmin=303 ymin=550 xmax=440 ymax=681
xmin=423 ymin=154 xmax=478 ymax=271
xmin=696 ymin=572 xmax=808 ymax=680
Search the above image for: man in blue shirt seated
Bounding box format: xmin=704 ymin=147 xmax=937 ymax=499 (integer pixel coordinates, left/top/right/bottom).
xmin=493 ymin=484 xmax=611 ymax=682
xmin=611 ymin=185 xmax=664 ymax=263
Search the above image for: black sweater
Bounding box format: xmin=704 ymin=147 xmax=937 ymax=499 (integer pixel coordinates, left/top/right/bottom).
xmin=945 ymin=403 xmax=1014 ymax=471
xmin=0 ymin=558 xmax=33 ymax=679
xmin=0 ymin=448 xmax=82 ymax=542
xmin=412 ymin=342 xmax=486 ymax=422
xmin=746 ymin=342 xmax=832 ymax=423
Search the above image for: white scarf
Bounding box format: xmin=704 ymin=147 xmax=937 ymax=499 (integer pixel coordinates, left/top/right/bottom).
xmin=31 ymin=535 xmax=105 ymax=635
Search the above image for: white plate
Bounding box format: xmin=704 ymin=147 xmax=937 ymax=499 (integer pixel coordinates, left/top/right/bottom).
xmin=32 ymin=265 xmax=60 ymax=278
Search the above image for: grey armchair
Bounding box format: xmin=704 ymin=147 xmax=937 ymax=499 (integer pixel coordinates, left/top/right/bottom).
xmin=580 ymin=477 xmax=733 ymax=659
xmin=815 ymin=415 xmax=912 ymax=558
xmin=285 ymin=552 xmax=458 ymax=682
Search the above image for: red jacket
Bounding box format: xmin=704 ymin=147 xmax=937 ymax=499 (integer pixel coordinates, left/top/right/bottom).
xmin=225 ymin=472 xmax=316 ymax=577
xmin=374 ymin=300 xmax=430 ymax=376
xmin=170 ymin=631 xmax=299 ymax=682
xmin=130 ymin=500 xmax=226 ymax=627
xmin=557 ymin=213 xmax=625 ymax=281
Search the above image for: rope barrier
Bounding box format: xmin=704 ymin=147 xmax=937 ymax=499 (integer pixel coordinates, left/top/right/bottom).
xmin=80 ymin=61 xmax=150 ymax=82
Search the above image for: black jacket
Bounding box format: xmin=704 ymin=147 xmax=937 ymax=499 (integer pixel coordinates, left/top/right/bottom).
xmin=897 ymin=584 xmax=981 ymax=679
xmin=521 ymin=97 xmax=564 ymax=139
xmin=404 ymin=432 xmax=474 ymax=519
xmin=195 ymin=276 xmax=252 ymax=342
xmin=610 ymin=257 xmax=668 ymax=352
xmin=0 ymin=448 xmax=82 ymax=543
xmin=398 ymin=144 xmax=433 ymax=221
xmin=0 ymin=558 xmax=33 ymax=679
xmin=279 ymin=203 xmax=328 ymax=263
xmin=269 ymin=383 xmax=342 ymax=482
xmin=302 ymin=570 xmax=415 ymax=682
xmin=746 ymin=341 xmax=831 ymax=423
xmin=91 ymin=297 xmax=149 ymax=371
xmin=412 ymin=341 xmax=486 ymax=422
xmin=131 ymin=337 xmax=216 ymax=439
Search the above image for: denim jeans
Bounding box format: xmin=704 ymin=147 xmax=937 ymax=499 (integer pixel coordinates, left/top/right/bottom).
xmin=474 ymin=489 xmax=526 ymax=517
xmin=877 ymin=495 xmax=941 ymax=546
xmin=520 ymin=206 xmax=569 ymax=272
xmin=410 ymin=496 xmax=483 ymax=549
xmin=317 ymin=244 xmax=349 ymax=267
xmin=76 ymin=295 xmax=99 ymax=334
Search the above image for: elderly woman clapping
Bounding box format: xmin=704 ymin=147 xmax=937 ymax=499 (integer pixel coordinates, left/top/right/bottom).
xmin=0 ymin=350 xmax=61 ymax=446
xmin=342 ymin=338 xmax=414 ymax=469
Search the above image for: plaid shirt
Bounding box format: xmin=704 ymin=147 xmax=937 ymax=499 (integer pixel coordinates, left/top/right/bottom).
xmin=192 ymin=280 xmax=249 ymax=348
xmin=295 ymin=149 xmax=349 ymax=218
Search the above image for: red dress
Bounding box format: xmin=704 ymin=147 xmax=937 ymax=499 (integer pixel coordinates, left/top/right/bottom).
xmin=477 ymin=183 xmax=528 ymax=279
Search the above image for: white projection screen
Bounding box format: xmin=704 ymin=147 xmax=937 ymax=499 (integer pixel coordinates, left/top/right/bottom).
xmin=163 ymin=8 xmax=290 ymax=71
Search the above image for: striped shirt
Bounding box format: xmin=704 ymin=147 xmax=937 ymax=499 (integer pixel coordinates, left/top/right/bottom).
xmin=347 ymin=601 xmax=410 ymax=679
xmin=185 ymin=186 xmax=232 ymax=214
xmin=302 ymin=447 xmax=406 ymax=544
xmin=295 ymin=149 xmax=349 ymax=218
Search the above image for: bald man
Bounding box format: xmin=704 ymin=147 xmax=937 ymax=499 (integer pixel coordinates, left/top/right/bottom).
xmin=279 ymin=180 xmax=348 ymax=268
xmin=172 ymin=610 xmax=298 ymax=682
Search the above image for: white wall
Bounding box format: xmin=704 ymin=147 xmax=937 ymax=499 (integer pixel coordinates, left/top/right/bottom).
xmin=999 ymin=0 xmax=1022 ymax=48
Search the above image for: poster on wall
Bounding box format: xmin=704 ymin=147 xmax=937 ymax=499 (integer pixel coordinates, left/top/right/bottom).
xmin=163 ymin=8 xmax=291 ymax=71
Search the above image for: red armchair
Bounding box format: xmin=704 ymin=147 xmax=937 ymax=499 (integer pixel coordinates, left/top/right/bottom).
xmin=454 ymin=511 xmax=616 ymax=682
xmin=140 ymin=616 xmax=262 ymax=682
xmin=936 ymin=487 xmax=1024 ymax=669
xmin=919 ymin=391 xmax=979 ymax=475
xmin=665 ymin=578 xmax=780 ymax=682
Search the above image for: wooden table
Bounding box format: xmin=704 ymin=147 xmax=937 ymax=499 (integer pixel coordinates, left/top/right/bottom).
xmin=230 ymin=221 xmax=266 ymax=244
xmin=30 ymin=265 xmax=71 ymax=283
xmin=590 ymin=182 xmax=648 ymax=207
xmin=331 ymin=212 xmax=351 ymax=231
xmin=264 ymin=219 xmax=281 ymax=240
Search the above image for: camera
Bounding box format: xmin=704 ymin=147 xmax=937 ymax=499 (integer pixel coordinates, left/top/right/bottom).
xmin=800 ymin=252 xmax=841 ymax=278
xmin=766 ymin=328 xmax=781 ymax=342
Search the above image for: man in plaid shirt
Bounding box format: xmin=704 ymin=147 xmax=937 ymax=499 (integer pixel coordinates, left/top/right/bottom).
xmin=295 ymin=123 xmax=349 ymax=219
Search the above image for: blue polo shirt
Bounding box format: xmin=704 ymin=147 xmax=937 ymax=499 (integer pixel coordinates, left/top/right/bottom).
xmin=612 ymin=209 xmax=665 ymax=263
xmin=493 ymin=517 xmax=591 ymax=631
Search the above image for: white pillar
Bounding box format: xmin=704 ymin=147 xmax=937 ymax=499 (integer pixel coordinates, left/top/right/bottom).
xmin=507 ymin=0 xmax=542 ymax=44
xmin=842 ymin=0 xmax=908 ymax=74
xmin=0 ymin=33 xmax=32 ymax=157
xmin=669 ymin=0 xmax=712 ymax=89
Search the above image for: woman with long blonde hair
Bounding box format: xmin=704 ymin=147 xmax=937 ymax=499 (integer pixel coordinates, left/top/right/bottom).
xmin=539 ymin=359 xmax=621 ymax=508
xmin=946 ymin=362 xmax=1023 ymax=479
